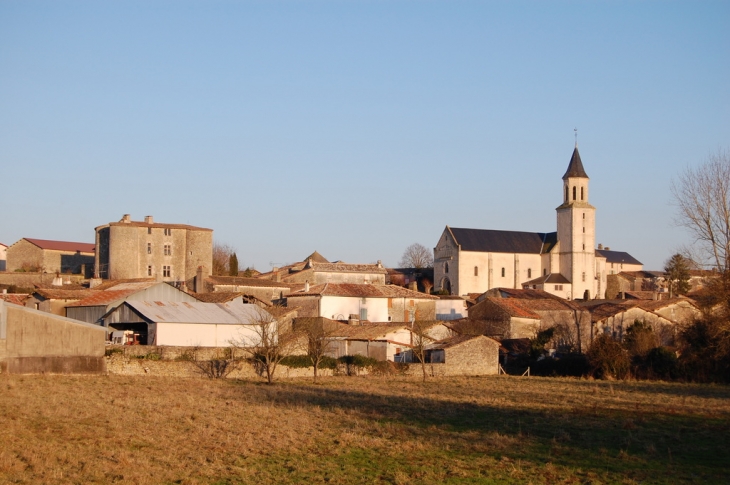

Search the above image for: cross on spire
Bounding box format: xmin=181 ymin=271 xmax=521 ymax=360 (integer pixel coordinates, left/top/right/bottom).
xmin=574 ymin=128 xmax=578 ymax=147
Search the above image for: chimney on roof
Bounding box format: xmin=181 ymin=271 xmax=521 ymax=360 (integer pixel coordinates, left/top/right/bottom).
xmin=377 ymin=260 xmax=382 ymax=268
xmin=273 ymin=268 xmax=281 ymax=283
xmin=144 ymin=215 xmax=154 ymax=224
xmin=598 ymin=243 xmax=603 ymax=250
xmin=605 ymin=247 xmax=610 ymax=251
xmin=304 ymin=280 xmax=310 ymax=292
xmin=121 ymin=214 xmax=131 ymax=223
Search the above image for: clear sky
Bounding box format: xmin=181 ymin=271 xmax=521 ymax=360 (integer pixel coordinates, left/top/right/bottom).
xmin=1 ymin=1 xmax=728 ymax=271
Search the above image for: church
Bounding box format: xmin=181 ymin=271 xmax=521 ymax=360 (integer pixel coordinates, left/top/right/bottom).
xmin=433 ymin=145 xmax=642 ymax=300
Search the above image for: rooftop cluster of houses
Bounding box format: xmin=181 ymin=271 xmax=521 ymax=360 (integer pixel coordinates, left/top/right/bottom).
xmin=0 ymin=146 xmax=714 ymax=375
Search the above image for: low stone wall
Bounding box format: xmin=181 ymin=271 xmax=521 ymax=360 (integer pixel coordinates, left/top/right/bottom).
xmin=104 ymin=345 xmax=336 ymax=379
xmin=0 ymin=272 xmax=86 ymax=289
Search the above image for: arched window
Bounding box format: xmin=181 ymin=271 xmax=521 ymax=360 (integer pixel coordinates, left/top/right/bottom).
xmin=474 ymin=266 xmax=478 ymax=276
xmin=573 ymin=186 xmax=577 ymax=200
xmin=444 ymin=262 xmax=449 ymax=274
xmin=501 ymin=267 xmax=505 ymax=277
xmin=527 ymin=268 xmax=532 ymax=278
xmin=581 ymin=187 xmax=584 ymax=200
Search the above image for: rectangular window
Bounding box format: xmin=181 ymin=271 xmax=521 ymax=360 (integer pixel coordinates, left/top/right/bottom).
xmin=582 ymin=272 xmax=586 ymax=282
xmin=148 ymin=227 xmax=152 ymax=234
xmin=527 ymin=268 xmax=532 ymax=278
xmin=163 ymin=265 xmax=171 ymax=277
xmin=147 ymin=266 xmax=152 ymax=276
xmin=501 ymin=267 xmax=505 ymax=277
xmin=554 ymin=285 xmax=563 ymax=291
xmin=164 ymin=228 xmax=172 ymax=236
xmin=474 ymin=266 xmax=478 ymax=276
xmin=360 ymin=308 xmax=367 ymax=320
xmin=147 ymin=243 xmax=152 ymax=254
xmin=164 ymin=244 xmax=171 ymax=256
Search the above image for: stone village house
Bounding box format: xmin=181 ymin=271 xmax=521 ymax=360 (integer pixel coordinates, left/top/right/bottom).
xmin=6 ymin=238 xmax=95 ymax=276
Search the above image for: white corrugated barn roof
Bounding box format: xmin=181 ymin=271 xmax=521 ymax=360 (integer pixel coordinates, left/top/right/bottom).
xmin=125 ymin=300 xmax=271 ymax=325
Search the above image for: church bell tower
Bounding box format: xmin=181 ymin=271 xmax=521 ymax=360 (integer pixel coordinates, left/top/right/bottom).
xmin=556 ymin=144 xmax=596 ymax=299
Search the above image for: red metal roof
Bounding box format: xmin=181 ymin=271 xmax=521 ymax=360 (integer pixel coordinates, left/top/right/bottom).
xmin=23 ymin=238 xmax=95 ymax=253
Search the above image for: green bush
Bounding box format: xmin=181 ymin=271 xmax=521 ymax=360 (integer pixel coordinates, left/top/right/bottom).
xmin=587 ymin=334 xmax=631 ymax=380
xmin=144 ymin=352 xmax=162 ymax=361
xmin=104 ymin=347 xmax=124 ymax=357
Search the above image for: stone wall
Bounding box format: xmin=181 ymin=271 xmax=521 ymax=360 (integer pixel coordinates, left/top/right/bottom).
xmin=6 ymin=240 xmax=93 ymax=275
xmin=0 ymin=301 xmax=106 ymax=374
xmin=0 ymin=272 xmax=86 ymax=289
xmin=104 ymin=345 xmax=335 ymax=379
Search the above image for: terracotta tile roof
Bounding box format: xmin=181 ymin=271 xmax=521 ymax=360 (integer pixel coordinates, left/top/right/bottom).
xmin=426 ymin=334 xmax=497 ymax=350
xmin=206 ymin=276 xmax=292 ymax=288
xmin=635 ymin=298 xmax=697 ymax=312
xmin=310 ymin=262 xmax=387 ymax=274
xmin=193 ymin=292 xmax=244 ymax=303
xmin=67 ymin=289 xmax=144 ymax=307
xmin=34 ymin=289 xmax=99 ymax=300
xmin=92 ymin=278 xmax=156 ymax=290
xmin=287 ymin=283 xmax=438 ymax=300
xmin=624 ymin=291 xmax=657 ymax=300
xmin=330 ymin=323 xmax=408 ymax=340
xmin=0 ymin=294 xmax=30 ymax=305
xmin=484 ymin=298 xmax=541 ymax=319
xmin=20 ymin=238 xmax=95 ymax=253
xmin=103 ymin=221 xmax=211 ymax=231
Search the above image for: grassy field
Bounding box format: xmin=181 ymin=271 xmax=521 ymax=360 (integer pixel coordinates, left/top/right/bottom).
xmin=0 ymin=374 xmax=729 ymax=485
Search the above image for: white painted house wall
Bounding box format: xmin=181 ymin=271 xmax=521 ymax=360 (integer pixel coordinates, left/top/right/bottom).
xmin=319 ymin=295 xmax=389 ymax=322
xmin=155 ymin=322 xmax=262 ymax=347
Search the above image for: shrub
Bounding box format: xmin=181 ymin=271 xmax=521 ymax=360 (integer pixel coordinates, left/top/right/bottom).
xmin=337 ymin=355 xmax=379 ymax=375
xmin=624 ymin=320 xmax=658 ymax=358
xmin=646 ymin=346 xmax=679 ymax=380
xmin=104 ymin=347 xmax=124 ymax=357
xmin=530 ymin=354 xmax=590 ymax=377
xmin=370 ymin=361 xmax=410 ymax=376
xmin=587 ymin=334 xmax=631 ymax=380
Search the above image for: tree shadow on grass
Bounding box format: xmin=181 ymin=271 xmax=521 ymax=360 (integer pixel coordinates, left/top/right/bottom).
xmin=237 ymin=380 xmax=730 ymax=483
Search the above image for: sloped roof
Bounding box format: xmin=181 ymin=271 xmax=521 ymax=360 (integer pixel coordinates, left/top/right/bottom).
xmin=124 ymin=300 xmax=269 ymax=324
xmin=562 ymin=146 xmax=588 ymax=179
xmin=0 ymin=294 xmax=29 ymax=305
xmin=193 ymin=292 xmax=244 ymax=303
xmin=66 ymin=281 xmax=160 ymax=307
xmin=329 ymin=323 xmax=408 ymax=340
xmin=448 ymin=227 xmax=557 ymax=254
xmin=20 ymin=238 xmax=95 ymax=253
xmin=426 ymin=334 xmax=497 ymax=350
xmin=102 ymin=221 xmax=211 ymax=231
xmin=479 ymin=297 xmax=541 ymax=319
xmin=311 ymin=262 xmax=387 ymax=274
xmin=207 ymin=276 xmax=292 ymax=288
xmin=595 ymin=249 xmax=642 ymax=265
xmin=33 ymin=289 xmax=98 ymax=300
xmin=522 ymin=273 xmax=571 ymax=285
xmin=304 ymin=251 xmax=330 ymax=263
xmin=91 ymin=279 xmax=155 ymax=291
xmin=287 ymin=283 xmax=439 ymax=300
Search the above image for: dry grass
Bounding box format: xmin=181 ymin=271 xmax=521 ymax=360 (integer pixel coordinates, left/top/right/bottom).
xmin=1 ymin=374 xmax=729 ymax=484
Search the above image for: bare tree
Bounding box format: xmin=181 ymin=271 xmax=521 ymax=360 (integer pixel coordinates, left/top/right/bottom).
xmin=410 ymin=320 xmax=432 ymax=382
xmin=212 ymin=242 xmax=235 ymax=276
xmin=234 ymin=306 xmax=297 ymax=384
xmin=399 ymin=243 xmax=434 ymax=269
xmin=671 ymin=149 xmax=730 ymax=271
xmin=296 ymin=318 xmax=338 ymax=382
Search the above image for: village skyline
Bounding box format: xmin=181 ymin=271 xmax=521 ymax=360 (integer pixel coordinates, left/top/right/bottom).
xmin=2 ymin=1 xmax=729 ymax=271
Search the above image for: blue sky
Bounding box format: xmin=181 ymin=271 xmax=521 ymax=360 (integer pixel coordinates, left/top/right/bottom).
xmin=1 ymin=1 xmax=728 ymax=271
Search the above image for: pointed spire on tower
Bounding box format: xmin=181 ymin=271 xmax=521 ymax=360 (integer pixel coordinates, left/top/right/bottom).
xmin=562 ymin=141 xmax=588 ymax=180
